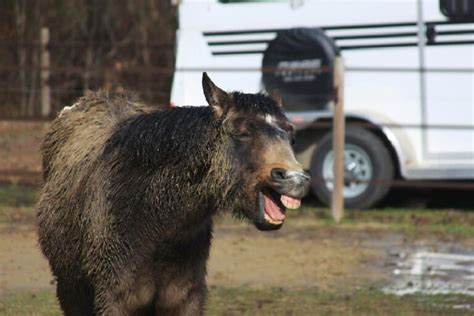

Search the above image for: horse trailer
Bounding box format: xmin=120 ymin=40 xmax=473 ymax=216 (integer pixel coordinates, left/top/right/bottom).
xmin=171 ymin=0 xmax=474 ymax=208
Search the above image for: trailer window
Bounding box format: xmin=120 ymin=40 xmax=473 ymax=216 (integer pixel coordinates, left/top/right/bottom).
xmin=440 ymin=0 xmax=474 ymax=20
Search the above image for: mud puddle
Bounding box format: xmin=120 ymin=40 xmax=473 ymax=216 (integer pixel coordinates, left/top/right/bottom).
xmin=384 ymin=247 xmax=474 ymax=310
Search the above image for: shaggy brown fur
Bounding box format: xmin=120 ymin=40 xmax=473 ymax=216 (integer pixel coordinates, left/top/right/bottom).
xmin=37 ymin=74 xmax=309 ymax=315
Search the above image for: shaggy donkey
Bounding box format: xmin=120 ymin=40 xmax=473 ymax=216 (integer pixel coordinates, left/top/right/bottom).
xmin=37 ymin=73 xmax=310 ymax=315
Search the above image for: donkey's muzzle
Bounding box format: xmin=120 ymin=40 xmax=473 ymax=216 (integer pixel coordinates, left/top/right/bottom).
xmin=270 ymin=168 xmax=310 ymax=199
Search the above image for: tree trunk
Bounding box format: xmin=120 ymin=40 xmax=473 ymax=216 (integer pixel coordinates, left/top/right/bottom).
xmin=15 ymin=0 xmax=27 ymax=117
xmin=27 ymin=0 xmax=41 ymax=117
xmin=139 ymin=0 xmax=152 ymax=101
xmin=84 ymin=46 xmax=93 ymax=92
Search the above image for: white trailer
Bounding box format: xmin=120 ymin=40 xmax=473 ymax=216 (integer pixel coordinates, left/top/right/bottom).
xmin=171 ymin=0 xmax=474 ymax=208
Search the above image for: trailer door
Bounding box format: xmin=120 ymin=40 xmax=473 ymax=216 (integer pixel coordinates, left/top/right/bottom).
xmin=422 ymin=0 xmax=474 ymax=161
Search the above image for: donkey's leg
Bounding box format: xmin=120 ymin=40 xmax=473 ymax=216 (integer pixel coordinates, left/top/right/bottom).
xmin=175 ymin=283 xmax=207 ymax=316
xmin=154 ymin=283 xmax=207 ymax=316
xmin=56 ymin=276 xmax=94 ymax=316
xmin=93 ymin=291 xmax=155 ymax=316
xmin=93 ymin=290 xmax=128 ymax=316
xmin=153 ymin=249 xmax=209 ymax=315
xmin=153 ymin=246 xmax=209 ymax=315
xmin=154 ymin=223 xmax=212 ymax=315
xmin=92 ymin=270 xmax=156 ymax=316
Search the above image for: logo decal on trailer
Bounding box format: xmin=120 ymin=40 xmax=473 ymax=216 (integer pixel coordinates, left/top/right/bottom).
xmin=276 ymin=59 xmax=322 ymax=82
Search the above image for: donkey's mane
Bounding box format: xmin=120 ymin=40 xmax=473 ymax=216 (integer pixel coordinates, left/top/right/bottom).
xmin=231 ymin=91 xmax=283 ymax=116
xmin=104 ymin=106 xmax=221 ymax=169
xmin=104 ymin=91 xmax=282 ymax=172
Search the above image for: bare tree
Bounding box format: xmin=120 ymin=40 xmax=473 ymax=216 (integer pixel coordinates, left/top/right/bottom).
xmin=14 ymin=0 xmax=27 ymax=116
xmin=1 ymin=0 xmax=177 ymax=117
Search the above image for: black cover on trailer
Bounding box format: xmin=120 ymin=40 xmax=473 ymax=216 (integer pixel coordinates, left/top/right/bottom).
xmin=262 ymin=28 xmax=339 ymax=111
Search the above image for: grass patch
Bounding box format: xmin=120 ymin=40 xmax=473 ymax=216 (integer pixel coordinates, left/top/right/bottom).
xmin=285 ymin=206 xmax=474 ymax=238
xmin=0 ymin=129 xmax=39 ymax=150
xmin=0 ymin=291 xmax=60 ymax=316
xmin=0 ymin=184 xmax=39 ymax=223
xmin=0 ymin=122 xmax=46 ymax=147
xmin=208 ymin=287 xmax=473 ymax=315
xmin=1 ymin=288 xmax=472 ymax=316
xmin=0 ymin=184 xmax=38 ymax=208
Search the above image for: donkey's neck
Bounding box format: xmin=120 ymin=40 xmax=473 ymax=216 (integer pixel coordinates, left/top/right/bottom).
xmin=105 ymin=106 xmax=235 ymax=233
xmin=107 ymin=106 xmax=219 ymax=165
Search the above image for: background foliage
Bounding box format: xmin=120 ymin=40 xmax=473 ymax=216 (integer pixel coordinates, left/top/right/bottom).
xmin=0 ymin=0 xmax=177 ymax=118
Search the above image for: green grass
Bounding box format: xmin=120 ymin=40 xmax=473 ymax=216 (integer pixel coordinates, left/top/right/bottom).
xmin=0 ymin=184 xmax=38 ymax=223
xmin=209 ymin=287 xmax=474 ymax=315
xmin=285 ymin=206 xmax=474 ymax=238
xmin=1 ymin=288 xmax=472 ymax=316
xmin=0 ymin=291 xmax=60 ymax=316
xmin=0 ymin=127 xmax=41 ymax=149
xmin=0 ymin=184 xmax=38 ymax=208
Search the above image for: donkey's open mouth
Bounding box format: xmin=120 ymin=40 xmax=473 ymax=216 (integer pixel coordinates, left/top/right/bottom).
xmin=258 ymin=189 xmax=302 ymax=228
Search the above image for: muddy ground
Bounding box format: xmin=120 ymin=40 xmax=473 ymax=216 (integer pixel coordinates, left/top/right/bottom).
xmin=1 ymin=204 xmax=474 ymax=315
xmin=0 ymin=220 xmax=385 ymax=295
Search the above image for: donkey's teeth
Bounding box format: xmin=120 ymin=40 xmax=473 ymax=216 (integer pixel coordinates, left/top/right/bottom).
xmin=280 ymin=195 xmax=301 ymax=210
xmin=264 ymin=213 xmax=284 ymax=225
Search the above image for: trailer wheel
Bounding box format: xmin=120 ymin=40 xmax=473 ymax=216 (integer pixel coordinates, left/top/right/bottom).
xmin=310 ymin=127 xmax=394 ymax=209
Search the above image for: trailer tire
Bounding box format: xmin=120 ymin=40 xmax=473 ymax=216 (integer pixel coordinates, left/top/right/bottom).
xmin=310 ymin=126 xmax=394 ymax=209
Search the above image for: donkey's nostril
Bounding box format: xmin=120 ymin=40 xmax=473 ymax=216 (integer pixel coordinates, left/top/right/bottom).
xmin=271 ymin=168 xmax=287 ymax=181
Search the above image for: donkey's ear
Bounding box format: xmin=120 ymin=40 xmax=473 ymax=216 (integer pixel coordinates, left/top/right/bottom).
xmin=269 ymin=89 xmax=283 ymax=108
xmin=202 ymin=72 xmax=230 ymax=117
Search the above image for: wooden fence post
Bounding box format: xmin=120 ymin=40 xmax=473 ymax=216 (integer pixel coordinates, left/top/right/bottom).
xmin=40 ymin=27 xmax=51 ymax=118
xmin=331 ymin=56 xmax=345 ymax=223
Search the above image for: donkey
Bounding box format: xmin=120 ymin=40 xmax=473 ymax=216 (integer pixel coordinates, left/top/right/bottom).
xmin=37 ymin=73 xmax=310 ymax=315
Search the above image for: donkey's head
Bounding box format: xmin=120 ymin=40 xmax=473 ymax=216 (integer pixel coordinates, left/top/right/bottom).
xmin=203 ymin=73 xmax=310 ymax=231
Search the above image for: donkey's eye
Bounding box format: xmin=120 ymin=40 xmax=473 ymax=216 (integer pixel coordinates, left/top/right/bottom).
xmin=233 ymin=132 xmax=252 ymax=141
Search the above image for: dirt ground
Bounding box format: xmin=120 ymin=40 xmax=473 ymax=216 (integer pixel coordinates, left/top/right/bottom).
xmin=208 ymin=221 xmax=386 ymax=290
xmin=1 ymin=210 xmax=474 ymax=315
xmin=0 ymin=221 xmax=387 ymax=294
